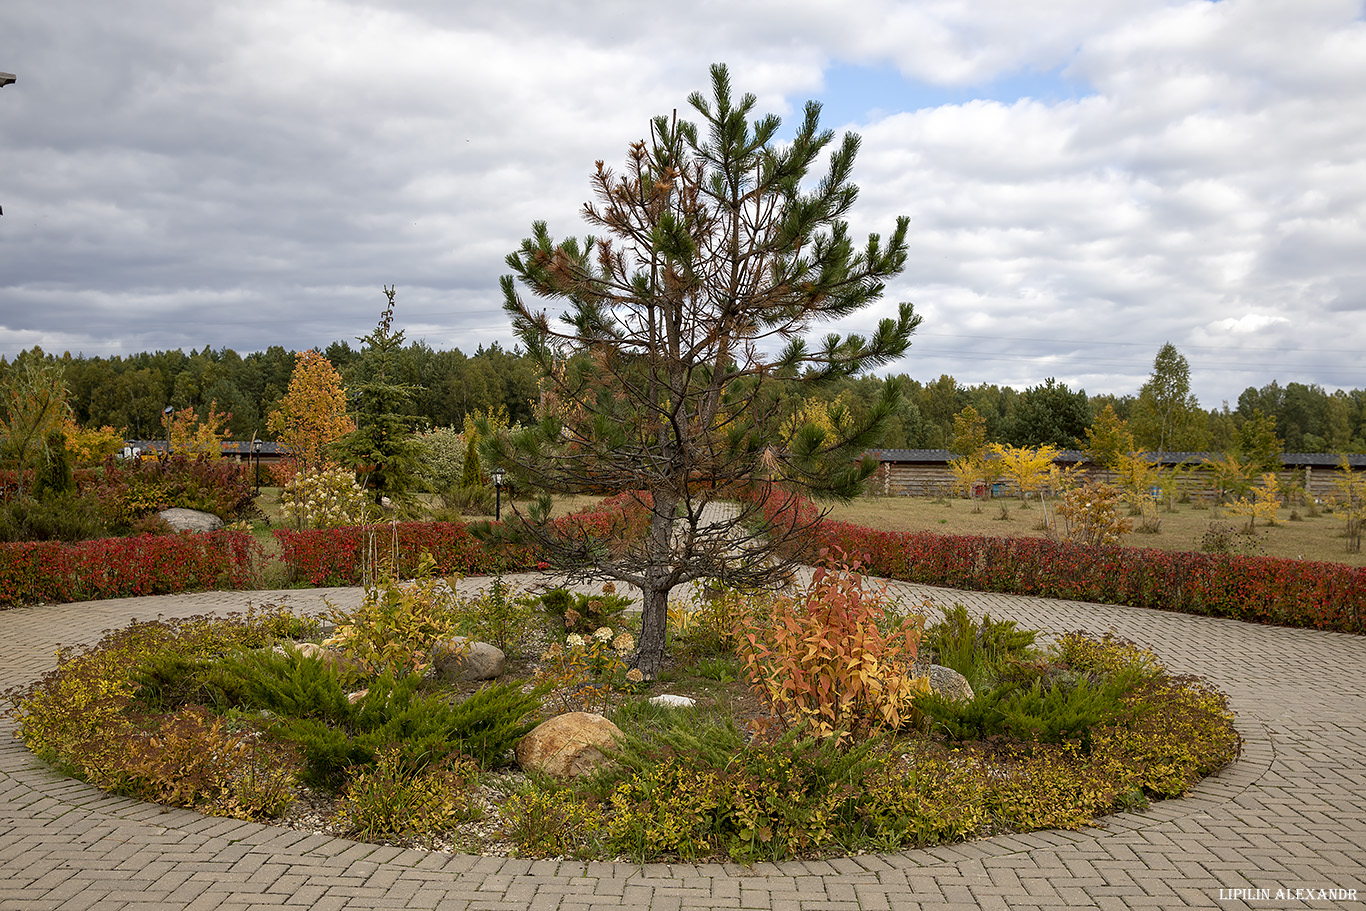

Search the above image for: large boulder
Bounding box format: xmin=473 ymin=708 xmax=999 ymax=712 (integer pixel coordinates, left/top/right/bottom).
xmin=158 ymin=508 xmax=224 ymax=533
xmin=430 ymin=636 xmax=506 ymax=682
xmin=516 ymin=712 xmax=622 ymax=779
xmin=926 ymin=664 xmax=974 ymax=702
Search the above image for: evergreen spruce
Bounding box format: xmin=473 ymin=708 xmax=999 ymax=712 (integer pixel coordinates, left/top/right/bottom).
xmin=333 ymin=287 xmax=427 ymax=507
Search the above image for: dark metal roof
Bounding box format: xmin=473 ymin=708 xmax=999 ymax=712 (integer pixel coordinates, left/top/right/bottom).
xmin=866 ymin=448 xmax=1366 ymax=469
xmin=124 ymin=440 xmax=290 ymax=456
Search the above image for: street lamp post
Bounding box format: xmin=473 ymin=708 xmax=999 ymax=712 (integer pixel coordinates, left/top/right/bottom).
xmin=162 ymin=406 xmax=174 ymax=459
xmin=492 ymin=467 xmax=506 ymax=521
xmin=252 ymin=438 xmax=263 ymax=494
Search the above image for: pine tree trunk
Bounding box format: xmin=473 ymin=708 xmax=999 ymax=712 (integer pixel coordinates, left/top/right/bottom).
xmin=635 ymin=580 xmax=670 ymax=679
xmin=633 ymin=495 xmax=677 ymax=679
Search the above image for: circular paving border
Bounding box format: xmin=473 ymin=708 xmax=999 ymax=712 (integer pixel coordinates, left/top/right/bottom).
xmin=3 ymin=580 xmax=1363 ymax=910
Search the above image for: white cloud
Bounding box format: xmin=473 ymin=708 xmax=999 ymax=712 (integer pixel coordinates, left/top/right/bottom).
xmin=1205 ymin=314 xmax=1293 ymax=335
xmin=1 ymin=0 xmax=1364 ymax=405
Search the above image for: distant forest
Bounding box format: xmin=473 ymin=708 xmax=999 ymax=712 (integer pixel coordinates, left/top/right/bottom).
xmin=4 ymin=342 xmax=1364 ymax=455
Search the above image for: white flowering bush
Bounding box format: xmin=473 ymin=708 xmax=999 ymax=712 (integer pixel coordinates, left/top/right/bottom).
xmin=535 ymin=625 xmax=643 ymax=713
xmin=417 ymin=426 xmax=466 ymax=494
xmin=281 ymin=467 xmax=370 ymax=529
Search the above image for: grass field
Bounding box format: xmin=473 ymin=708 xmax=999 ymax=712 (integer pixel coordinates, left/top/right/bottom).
xmin=821 ymin=494 xmax=1366 ymax=567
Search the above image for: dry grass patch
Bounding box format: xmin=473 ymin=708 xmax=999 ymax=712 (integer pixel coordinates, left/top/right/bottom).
xmin=823 ymin=496 xmax=1365 ymax=567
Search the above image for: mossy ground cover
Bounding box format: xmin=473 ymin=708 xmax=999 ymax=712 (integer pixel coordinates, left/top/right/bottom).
xmin=3 ymin=558 xmax=1241 ymax=864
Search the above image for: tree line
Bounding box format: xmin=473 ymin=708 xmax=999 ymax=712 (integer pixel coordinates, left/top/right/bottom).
xmin=0 ymin=338 xmax=541 ymax=443
xmin=2 ymin=339 xmax=1363 ymax=457
xmin=822 ymin=347 xmax=1366 ymax=456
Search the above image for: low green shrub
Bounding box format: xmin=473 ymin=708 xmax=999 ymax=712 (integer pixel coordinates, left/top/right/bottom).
xmin=917 ymin=636 xmax=1155 ymax=750
xmin=0 ymin=492 xmax=107 ymax=543
xmin=209 ymin=646 xmax=359 ymax=719
xmin=323 ymin=556 xmax=464 ymax=677
xmin=668 ymin=582 xmax=762 ymax=663
xmin=456 ymin=576 xmax=537 ymax=656
xmin=335 ymin=747 xmax=481 ymax=841
xmin=273 ymin=673 xmax=543 ymax=791
xmin=502 ymin=786 xmax=605 ymax=859
xmin=923 ymin=604 xmax=1036 ymax=687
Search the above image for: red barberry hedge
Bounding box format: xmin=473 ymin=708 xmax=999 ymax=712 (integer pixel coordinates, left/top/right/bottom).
xmin=4 ymin=492 xmax=1362 ymax=637
xmin=0 ymin=530 xmax=262 ymax=606
xmin=819 ymin=520 xmax=1366 ymax=635
xmin=272 ymin=521 xmax=537 ymax=586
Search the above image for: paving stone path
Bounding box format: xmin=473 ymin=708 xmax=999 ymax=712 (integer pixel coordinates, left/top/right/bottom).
xmin=3 ymin=576 xmax=1364 ymax=910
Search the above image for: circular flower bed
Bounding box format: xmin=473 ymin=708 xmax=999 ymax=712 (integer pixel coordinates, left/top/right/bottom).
xmin=4 ymin=560 xmax=1240 ymax=863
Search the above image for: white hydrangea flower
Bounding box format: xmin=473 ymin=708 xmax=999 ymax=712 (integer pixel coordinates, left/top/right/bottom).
xmin=593 ymin=627 xmax=614 ymax=643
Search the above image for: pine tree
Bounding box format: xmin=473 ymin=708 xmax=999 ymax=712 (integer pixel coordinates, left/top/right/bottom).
xmin=491 ymin=64 xmax=921 ymax=676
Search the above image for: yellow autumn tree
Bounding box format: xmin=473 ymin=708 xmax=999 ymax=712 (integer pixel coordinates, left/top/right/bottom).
xmin=267 ymin=350 xmax=356 ymax=474
xmin=168 ymin=402 xmax=233 ymax=459
xmin=1112 ymin=451 xmax=1160 ymax=510
xmin=1083 ymin=404 xmax=1133 ymax=471
xmin=948 ymin=405 xmax=997 ymax=500
xmin=779 ymin=394 xmax=855 ymax=446
xmin=58 ymin=415 xmax=125 ymax=466
xmin=988 ymin=443 xmax=1060 ymax=505
xmin=1228 ymin=472 xmax=1283 ymax=530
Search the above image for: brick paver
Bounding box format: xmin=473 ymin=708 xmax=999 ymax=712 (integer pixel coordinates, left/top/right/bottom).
xmin=3 ymin=574 xmax=1364 ymax=909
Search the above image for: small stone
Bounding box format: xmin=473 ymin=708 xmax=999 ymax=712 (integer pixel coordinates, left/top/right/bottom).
xmin=515 ymin=712 xmax=622 ymax=779
xmin=431 ymin=636 xmax=506 ymax=681
xmin=648 ymin=694 xmax=696 ymax=709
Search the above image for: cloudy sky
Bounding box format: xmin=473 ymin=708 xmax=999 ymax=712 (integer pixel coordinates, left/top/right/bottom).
xmin=2 ymin=0 xmax=1363 ymax=407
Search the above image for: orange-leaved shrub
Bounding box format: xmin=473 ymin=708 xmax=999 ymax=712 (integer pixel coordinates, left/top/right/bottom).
xmin=739 ymin=549 xmax=928 ymax=742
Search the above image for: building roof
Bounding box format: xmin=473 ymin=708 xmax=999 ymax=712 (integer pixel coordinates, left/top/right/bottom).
xmin=125 ymin=440 xmax=290 ymax=456
xmin=867 ymin=448 xmax=1366 ymax=469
